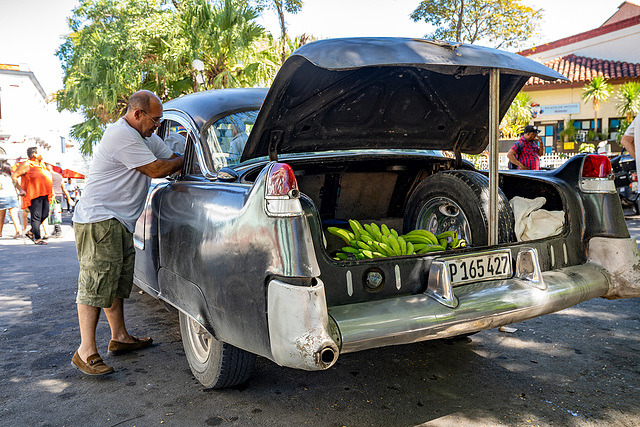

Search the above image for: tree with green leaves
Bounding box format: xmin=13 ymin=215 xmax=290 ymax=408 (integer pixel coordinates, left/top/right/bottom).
xmin=500 ymin=92 xmax=532 ymax=138
xmin=55 ymin=0 xmax=169 ymax=153
xmin=581 ymin=75 xmax=612 ymax=134
xmin=174 ymin=0 xmax=278 ymax=90
xmin=616 ymin=81 xmax=640 ymax=122
xmin=251 ymin=0 xmax=303 ymax=63
xmin=410 ymin=0 xmax=543 ymax=49
xmin=56 ymin=0 xmax=277 ymax=154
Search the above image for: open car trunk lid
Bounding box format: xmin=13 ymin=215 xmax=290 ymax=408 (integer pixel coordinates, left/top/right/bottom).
xmin=242 ymin=37 xmax=567 ymax=162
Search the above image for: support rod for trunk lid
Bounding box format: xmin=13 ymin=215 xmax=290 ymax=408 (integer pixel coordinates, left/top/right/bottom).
xmin=488 ymin=69 xmax=500 ymax=246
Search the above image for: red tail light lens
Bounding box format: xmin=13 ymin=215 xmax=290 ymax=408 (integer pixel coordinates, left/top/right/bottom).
xmin=631 ymin=172 xmax=638 ymax=183
xmin=266 ymin=163 xmax=299 ymax=197
xmin=581 ymin=155 xmax=612 ymax=178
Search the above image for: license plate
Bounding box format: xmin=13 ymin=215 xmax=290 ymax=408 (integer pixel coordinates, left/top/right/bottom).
xmin=443 ymin=250 xmax=512 ymax=285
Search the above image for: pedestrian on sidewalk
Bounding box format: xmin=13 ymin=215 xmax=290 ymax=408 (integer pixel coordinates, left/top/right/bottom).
xmin=10 ymin=147 xmax=53 ymax=245
xmin=47 ymin=165 xmax=74 ymax=237
xmin=71 ymin=90 xmax=183 ymax=375
xmin=64 ymin=178 xmax=77 ymax=212
xmin=0 ymin=162 xmax=22 ymax=238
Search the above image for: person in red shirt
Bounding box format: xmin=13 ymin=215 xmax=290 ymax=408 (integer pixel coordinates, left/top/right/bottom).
xmin=11 ymin=147 xmax=53 ymax=244
xmin=507 ymin=125 xmax=545 ymax=170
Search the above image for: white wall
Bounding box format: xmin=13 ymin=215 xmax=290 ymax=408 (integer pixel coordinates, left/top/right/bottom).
xmin=525 ymin=25 xmax=640 ymax=63
xmin=0 ymin=66 xmax=82 ymax=168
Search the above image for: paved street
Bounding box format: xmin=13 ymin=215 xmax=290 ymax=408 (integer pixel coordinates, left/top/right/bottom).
xmin=1 ymin=212 xmax=639 ymax=426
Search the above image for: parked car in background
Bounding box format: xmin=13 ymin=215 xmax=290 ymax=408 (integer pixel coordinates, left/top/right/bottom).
xmin=611 ymin=149 xmax=638 ymax=213
xmin=133 ymin=37 xmax=640 ymax=389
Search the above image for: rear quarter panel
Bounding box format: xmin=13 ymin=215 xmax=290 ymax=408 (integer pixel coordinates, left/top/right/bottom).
xmin=156 ymin=168 xmax=319 ymax=358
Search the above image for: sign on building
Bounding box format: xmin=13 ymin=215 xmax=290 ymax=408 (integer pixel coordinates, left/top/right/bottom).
xmin=535 ymin=103 xmax=581 ymax=116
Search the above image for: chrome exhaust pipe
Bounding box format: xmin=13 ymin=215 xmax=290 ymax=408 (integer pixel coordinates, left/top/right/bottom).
xmin=318 ymin=346 xmax=338 ymax=368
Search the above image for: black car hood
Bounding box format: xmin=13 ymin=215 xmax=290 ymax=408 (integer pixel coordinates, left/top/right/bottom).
xmin=242 ymin=37 xmax=566 ymax=161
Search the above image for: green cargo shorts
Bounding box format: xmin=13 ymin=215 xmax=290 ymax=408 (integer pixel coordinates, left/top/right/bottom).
xmin=75 ymin=218 xmax=135 ymax=308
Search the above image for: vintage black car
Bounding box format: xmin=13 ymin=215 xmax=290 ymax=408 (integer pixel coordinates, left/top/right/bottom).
xmin=133 ymin=38 xmax=640 ymax=389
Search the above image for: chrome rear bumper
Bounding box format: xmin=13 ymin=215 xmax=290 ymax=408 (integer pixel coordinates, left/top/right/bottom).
xmin=268 ymin=237 xmax=640 ymax=369
xmin=329 ymin=263 xmax=609 ymax=354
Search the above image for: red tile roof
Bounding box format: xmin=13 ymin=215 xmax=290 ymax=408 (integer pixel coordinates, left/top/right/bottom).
xmin=518 ymin=14 xmax=640 ymax=57
xmin=526 ymin=54 xmax=640 ymax=86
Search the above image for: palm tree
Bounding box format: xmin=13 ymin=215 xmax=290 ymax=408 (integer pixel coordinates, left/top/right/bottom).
xmin=616 ymin=81 xmax=640 ymax=122
xmin=253 ymin=0 xmax=304 ymax=64
xmin=500 ymin=92 xmax=532 ymax=138
xmin=582 ymin=75 xmax=612 ymax=133
xmin=175 ymin=0 xmax=278 ymax=90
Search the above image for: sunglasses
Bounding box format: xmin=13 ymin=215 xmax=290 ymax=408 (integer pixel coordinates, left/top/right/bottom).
xmin=141 ymin=110 xmax=164 ymax=127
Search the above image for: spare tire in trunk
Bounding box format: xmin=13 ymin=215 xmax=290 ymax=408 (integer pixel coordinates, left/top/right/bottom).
xmin=403 ymin=170 xmax=515 ymax=246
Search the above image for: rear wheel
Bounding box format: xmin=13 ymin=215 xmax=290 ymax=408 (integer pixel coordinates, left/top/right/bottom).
xmin=179 ymin=311 xmax=255 ymax=389
xmin=403 ymin=170 xmax=515 ymax=245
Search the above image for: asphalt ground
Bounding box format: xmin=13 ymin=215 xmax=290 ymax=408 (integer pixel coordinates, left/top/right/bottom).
xmin=0 ymin=211 xmax=639 ymax=426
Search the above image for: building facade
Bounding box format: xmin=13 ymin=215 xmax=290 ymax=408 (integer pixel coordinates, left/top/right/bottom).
xmin=518 ymin=1 xmax=640 ymax=154
xmin=0 ymin=64 xmax=81 ymax=168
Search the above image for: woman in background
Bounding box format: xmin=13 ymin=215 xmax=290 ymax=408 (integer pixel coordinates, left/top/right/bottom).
xmin=0 ymin=162 xmax=22 ymax=238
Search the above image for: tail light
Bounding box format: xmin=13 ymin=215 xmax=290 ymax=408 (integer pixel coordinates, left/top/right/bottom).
xmin=265 ymin=162 xmax=303 ymax=216
xmin=579 ymin=154 xmax=615 ymax=194
xmin=631 ymin=172 xmax=638 ymax=183
xmin=266 ymin=163 xmax=299 ymax=198
xmin=581 ymin=154 xmax=612 ymax=178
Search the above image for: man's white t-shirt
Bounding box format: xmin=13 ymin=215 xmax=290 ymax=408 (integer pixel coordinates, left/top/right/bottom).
xmin=624 ymin=115 xmax=639 ymax=160
xmin=73 ymin=117 xmax=174 ymax=233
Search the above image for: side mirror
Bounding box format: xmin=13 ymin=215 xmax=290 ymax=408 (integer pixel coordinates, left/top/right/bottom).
xmin=217 ymin=167 xmax=239 ymax=182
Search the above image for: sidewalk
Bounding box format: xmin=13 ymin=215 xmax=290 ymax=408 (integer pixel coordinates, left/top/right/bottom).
xmin=0 ymin=212 xmax=75 ymax=246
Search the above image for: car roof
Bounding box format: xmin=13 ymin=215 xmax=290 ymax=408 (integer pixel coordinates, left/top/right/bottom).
xmin=163 ymin=87 xmax=269 ymax=131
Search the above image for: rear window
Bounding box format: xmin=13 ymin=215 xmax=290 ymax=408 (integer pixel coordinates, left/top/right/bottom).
xmin=204 ymin=110 xmax=259 ymax=171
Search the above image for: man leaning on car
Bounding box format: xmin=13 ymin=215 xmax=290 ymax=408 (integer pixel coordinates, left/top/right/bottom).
xmin=71 ymin=90 xmax=184 ymax=375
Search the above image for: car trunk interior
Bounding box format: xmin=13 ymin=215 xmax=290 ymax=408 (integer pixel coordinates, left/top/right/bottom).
xmin=243 ymin=155 xmax=567 ymax=256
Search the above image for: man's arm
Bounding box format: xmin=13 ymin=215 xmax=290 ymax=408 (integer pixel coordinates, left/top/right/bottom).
xmin=507 ymin=148 xmax=527 ymax=170
xmin=621 ymin=135 xmax=635 ymax=160
xmin=135 ymin=154 xmax=184 ymax=178
xmin=10 ymin=162 xmax=30 ymax=196
xmin=536 ymin=137 xmax=545 ymax=156
xmin=61 ymin=185 xmax=75 ymax=206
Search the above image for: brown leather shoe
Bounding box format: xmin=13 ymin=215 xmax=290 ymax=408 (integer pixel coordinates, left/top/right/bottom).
xmin=108 ymin=336 xmax=153 ymax=355
xmin=71 ymin=351 xmax=114 ymax=375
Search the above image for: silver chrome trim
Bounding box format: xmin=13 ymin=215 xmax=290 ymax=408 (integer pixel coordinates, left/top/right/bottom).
xmin=515 ymin=247 xmax=546 ymax=290
xmin=267 ymin=278 xmax=339 ymax=370
xmin=330 ymin=263 xmax=609 ymax=354
xmin=579 ymin=177 xmax=616 ymax=193
xmin=426 ymin=260 xmax=458 ymax=308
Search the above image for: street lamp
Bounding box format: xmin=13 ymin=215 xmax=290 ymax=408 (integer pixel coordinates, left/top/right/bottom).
xmin=192 ymin=59 xmax=206 ymax=90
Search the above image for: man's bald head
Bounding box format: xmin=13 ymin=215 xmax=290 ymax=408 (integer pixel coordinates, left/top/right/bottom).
xmin=124 ymin=90 xmax=164 ymax=138
xmin=127 ymin=90 xmax=162 ymax=113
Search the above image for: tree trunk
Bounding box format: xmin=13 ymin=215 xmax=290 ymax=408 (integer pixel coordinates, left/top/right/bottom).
xmin=276 ymin=1 xmax=287 ymax=64
xmin=593 ymin=99 xmax=599 ymax=133
xmin=455 ymin=0 xmax=465 ymax=42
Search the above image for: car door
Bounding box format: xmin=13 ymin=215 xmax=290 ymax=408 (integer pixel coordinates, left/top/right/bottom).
xmin=133 ymin=116 xmax=198 ymax=294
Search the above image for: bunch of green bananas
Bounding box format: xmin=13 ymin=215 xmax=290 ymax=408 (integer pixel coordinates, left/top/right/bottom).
xmin=328 ymin=220 xmax=466 ymax=260
xmin=402 ymin=229 xmax=466 ymax=253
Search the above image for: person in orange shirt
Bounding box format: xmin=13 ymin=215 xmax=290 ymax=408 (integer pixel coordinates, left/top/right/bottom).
xmin=11 ymin=147 xmax=53 ymax=245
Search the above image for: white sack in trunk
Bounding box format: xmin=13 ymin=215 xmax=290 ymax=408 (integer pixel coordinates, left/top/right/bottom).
xmin=510 ymin=196 xmax=565 ymax=242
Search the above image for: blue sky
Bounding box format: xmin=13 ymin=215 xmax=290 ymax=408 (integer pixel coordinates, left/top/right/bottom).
xmin=2 ymin=0 xmax=626 ymax=96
